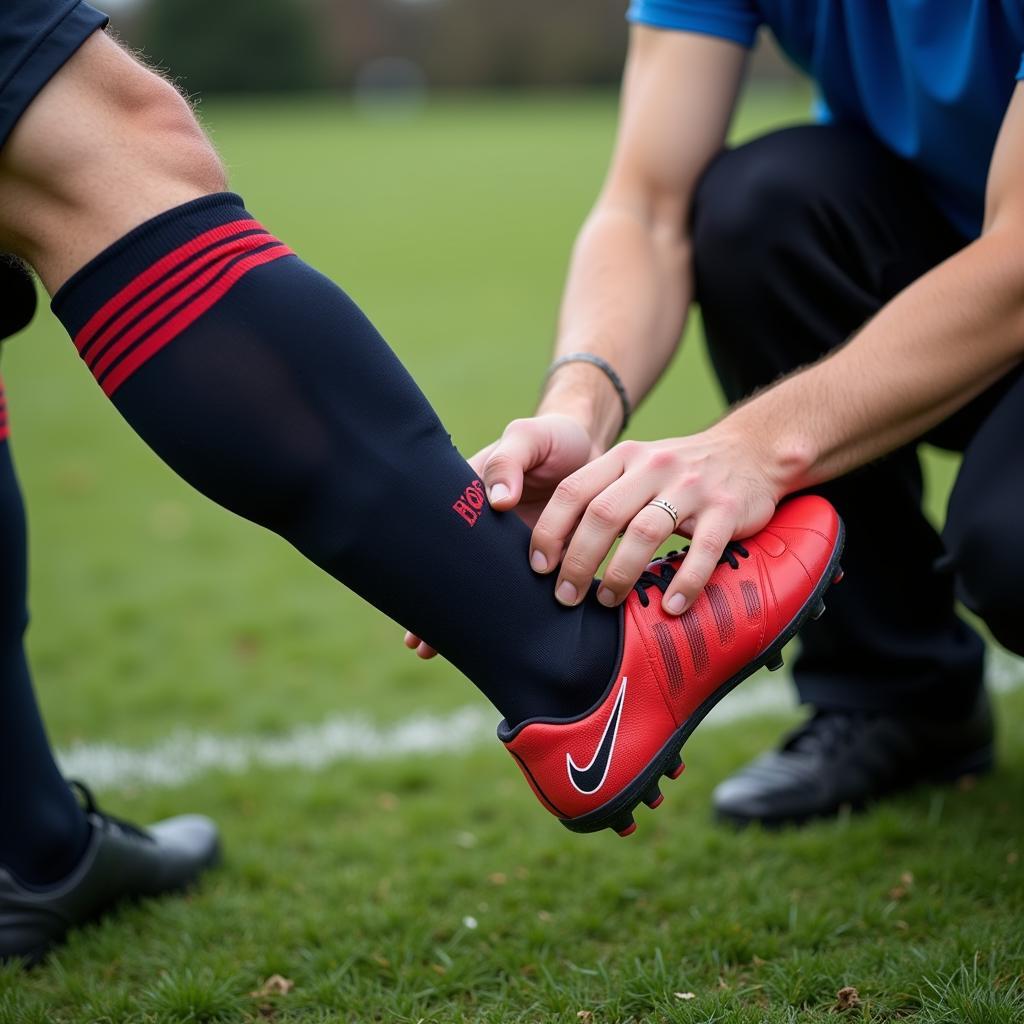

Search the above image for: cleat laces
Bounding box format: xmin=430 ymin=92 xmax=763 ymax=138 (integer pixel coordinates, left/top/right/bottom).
xmin=632 ymin=543 xmax=750 ymax=608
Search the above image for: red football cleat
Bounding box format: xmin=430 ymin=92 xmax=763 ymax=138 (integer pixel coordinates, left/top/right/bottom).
xmin=498 ymin=494 xmax=845 ymax=836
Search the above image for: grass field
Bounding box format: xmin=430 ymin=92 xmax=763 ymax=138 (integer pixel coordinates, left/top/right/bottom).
xmin=1 ymin=87 xmax=1022 ymax=1023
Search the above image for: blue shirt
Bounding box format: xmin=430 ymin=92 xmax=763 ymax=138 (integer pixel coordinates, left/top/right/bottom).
xmin=627 ymin=1 xmax=1024 ymax=237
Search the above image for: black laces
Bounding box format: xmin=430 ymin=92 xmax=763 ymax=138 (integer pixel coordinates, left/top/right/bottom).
xmin=783 ymin=711 xmax=873 ymax=756
xmin=70 ymin=779 xmax=151 ymax=842
xmin=632 ymin=542 xmax=750 ymax=607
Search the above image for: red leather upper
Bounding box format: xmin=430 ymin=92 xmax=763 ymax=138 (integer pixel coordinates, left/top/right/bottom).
xmin=503 ymin=495 xmax=841 ymax=821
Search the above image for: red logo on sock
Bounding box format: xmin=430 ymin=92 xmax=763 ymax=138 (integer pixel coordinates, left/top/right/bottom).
xmin=453 ymin=479 xmax=486 ymax=526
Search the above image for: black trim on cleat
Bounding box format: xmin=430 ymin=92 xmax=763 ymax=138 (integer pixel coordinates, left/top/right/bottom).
xmin=558 ymin=518 xmax=847 ymax=837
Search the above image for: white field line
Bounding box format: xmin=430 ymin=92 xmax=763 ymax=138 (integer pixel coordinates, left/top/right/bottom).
xmin=57 ymin=650 xmax=1024 ymax=792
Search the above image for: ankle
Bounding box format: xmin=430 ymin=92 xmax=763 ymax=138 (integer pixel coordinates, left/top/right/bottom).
xmin=0 ymin=808 xmax=91 ymax=889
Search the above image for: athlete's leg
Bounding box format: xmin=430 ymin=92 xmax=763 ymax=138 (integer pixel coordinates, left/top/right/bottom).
xmin=0 ymin=21 xmax=617 ymax=952
xmin=0 ymin=376 xmax=89 ymax=886
xmin=0 ymin=8 xmax=606 ymax=965
xmin=691 ymin=125 xmax=985 ymax=717
xmin=0 ymin=31 xmax=619 ymax=729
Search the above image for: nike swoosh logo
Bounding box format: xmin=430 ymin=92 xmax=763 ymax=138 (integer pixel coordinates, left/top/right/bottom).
xmin=566 ymin=677 xmax=627 ymax=795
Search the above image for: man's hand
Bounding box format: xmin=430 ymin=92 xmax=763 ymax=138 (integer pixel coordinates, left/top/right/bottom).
xmin=403 ymin=413 xmax=597 ymax=658
xmin=475 ymin=413 xmax=599 ymax=527
xmin=529 ymin=424 xmax=781 ymax=616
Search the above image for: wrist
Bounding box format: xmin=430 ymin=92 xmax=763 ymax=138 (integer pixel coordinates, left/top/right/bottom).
xmin=715 ymin=412 xmax=820 ymax=500
xmin=765 ymin=432 xmax=819 ymax=496
xmin=538 ymin=361 xmax=624 ymax=453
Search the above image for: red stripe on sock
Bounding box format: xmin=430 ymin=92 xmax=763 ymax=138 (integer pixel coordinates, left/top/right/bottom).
xmin=101 ymin=243 xmax=293 ymax=396
xmin=0 ymin=378 xmax=8 ymax=442
xmin=88 ymin=233 xmax=277 ymax=381
xmin=74 ymin=218 xmax=264 ymax=355
xmin=81 ymin=229 xmax=273 ymax=368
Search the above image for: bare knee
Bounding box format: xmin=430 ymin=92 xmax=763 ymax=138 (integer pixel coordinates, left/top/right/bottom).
xmin=0 ymin=32 xmax=227 ymax=291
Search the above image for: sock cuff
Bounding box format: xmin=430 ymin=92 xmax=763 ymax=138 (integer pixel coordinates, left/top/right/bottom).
xmin=51 ymin=192 xmax=294 ymax=397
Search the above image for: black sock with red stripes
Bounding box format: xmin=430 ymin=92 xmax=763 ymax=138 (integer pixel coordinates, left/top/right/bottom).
xmin=0 ymin=382 xmax=90 ymax=887
xmin=51 ymin=194 xmax=619 ymax=727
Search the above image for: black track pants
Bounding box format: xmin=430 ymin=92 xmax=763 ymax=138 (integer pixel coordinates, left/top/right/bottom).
xmin=692 ymin=124 xmax=1022 ymax=714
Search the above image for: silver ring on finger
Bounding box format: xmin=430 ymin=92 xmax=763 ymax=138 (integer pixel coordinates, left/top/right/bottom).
xmin=646 ymin=498 xmax=679 ymax=529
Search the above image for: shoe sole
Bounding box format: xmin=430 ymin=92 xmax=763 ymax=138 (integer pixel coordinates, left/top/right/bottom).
xmin=560 ymin=519 xmax=847 ymax=837
xmin=0 ymin=839 xmax=222 ymax=969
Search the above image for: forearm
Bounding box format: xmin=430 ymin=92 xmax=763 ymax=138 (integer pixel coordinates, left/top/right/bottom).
xmin=535 ymin=28 xmax=745 ymax=454
xmin=538 ymin=203 xmax=691 ymax=452
xmin=728 ymin=228 xmax=1024 ymax=493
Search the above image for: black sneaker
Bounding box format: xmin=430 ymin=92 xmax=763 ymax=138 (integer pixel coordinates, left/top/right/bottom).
xmin=0 ymin=783 xmax=220 ymax=966
xmin=712 ymin=689 xmax=995 ymax=826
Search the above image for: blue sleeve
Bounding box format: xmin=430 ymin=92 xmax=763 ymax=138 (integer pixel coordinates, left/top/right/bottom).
xmin=1017 ymin=53 xmax=1024 ymax=78
xmin=627 ymin=0 xmax=762 ymax=49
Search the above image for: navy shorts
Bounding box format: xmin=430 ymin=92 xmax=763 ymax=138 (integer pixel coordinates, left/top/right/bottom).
xmin=0 ymin=1 xmax=108 ymax=150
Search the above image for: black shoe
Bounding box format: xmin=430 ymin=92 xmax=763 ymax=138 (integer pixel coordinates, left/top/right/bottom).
xmin=0 ymin=783 xmax=220 ymax=966
xmin=712 ymin=689 xmax=995 ymax=826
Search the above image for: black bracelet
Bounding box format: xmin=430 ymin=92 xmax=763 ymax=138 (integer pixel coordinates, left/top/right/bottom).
xmin=545 ymin=352 xmax=631 ymax=434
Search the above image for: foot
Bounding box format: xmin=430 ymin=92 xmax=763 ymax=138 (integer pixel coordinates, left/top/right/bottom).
xmin=712 ymin=689 xmax=995 ymax=826
xmin=0 ymin=783 xmax=220 ymax=966
xmin=499 ymin=494 xmax=845 ymax=836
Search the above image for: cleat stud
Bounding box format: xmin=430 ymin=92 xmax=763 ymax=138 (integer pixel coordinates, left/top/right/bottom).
xmin=832 ymin=566 xmax=845 ymax=584
xmin=766 ymin=652 xmax=784 ymax=672
xmin=643 ymin=783 xmax=664 ymax=809
xmin=810 ymin=598 xmax=826 ymax=621
xmin=665 ymin=755 xmax=685 ymax=781
xmin=611 ymin=810 xmax=636 ymax=836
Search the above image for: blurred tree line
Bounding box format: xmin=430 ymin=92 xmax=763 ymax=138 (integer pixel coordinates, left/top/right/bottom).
xmin=120 ymin=0 xmax=628 ymax=94
xmin=115 ymin=0 xmax=794 ymax=95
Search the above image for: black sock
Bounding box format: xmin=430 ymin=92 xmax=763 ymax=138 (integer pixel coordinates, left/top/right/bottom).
xmin=51 ymin=194 xmax=619 ymax=727
xmin=0 ymin=383 xmax=89 ymax=886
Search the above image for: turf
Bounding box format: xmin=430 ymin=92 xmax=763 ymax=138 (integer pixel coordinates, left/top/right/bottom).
xmin=2 ymin=87 xmax=1022 ymax=1023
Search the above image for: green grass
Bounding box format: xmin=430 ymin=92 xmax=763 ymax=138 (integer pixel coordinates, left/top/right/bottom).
xmin=3 ymin=87 xmax=1022 ymax=1022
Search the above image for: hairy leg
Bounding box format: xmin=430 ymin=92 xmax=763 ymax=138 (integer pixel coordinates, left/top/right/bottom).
xmin=0 ymin=32 xmax=225 ymax=292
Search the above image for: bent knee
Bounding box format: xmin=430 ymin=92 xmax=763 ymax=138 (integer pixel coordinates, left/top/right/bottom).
xmin=692 ymin=129 xmax=824 ymax=275
xmin=946 ymin=517 xmax=1023 ymax=629
xmin=0 ymin=32 xmax=226 ymax=288
xmin=691 ymin=125 xmax=890 ymax=289
xmin=6 ymin=32 xmax=225 ymax=192
xmin=104 ymin=43 xmax=227 ymax=195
